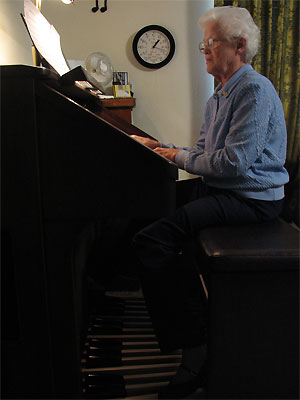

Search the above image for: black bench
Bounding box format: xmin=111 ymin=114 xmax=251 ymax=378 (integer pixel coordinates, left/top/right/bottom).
xmin=196 ymin=217 xmax=299 ymax=399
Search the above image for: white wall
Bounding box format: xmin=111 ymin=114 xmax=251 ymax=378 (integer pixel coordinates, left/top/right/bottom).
xmin=0 ymin=0 xmax=214 ymax=180
xmin=0 ymin=0 xmax=33 ymax=65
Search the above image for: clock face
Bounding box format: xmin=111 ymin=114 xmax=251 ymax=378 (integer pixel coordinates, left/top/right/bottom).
xmin=132 ymin=25 xmax=175 ymax=69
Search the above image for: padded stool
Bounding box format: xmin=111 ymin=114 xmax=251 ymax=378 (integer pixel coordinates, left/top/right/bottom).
xmin=197 ymin=218 xmax=299 ymax=399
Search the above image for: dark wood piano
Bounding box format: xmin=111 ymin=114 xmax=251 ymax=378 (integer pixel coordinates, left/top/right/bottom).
xmin=1 ymin=65 xmax=180 ymax=398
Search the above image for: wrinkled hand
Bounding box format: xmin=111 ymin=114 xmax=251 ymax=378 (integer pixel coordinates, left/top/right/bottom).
xmin=131 ymin=135 xmax=160 ymax=149
xmin=154 ymin=147 xmax=181 ymax=162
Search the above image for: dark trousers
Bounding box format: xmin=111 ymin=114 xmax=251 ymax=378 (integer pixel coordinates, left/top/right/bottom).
xmin=133 ymin=178 xmax=284 ymax=352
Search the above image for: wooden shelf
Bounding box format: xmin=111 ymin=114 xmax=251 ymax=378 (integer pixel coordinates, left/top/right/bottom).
xmin=99 ymin=97 xmax=135 ymax=108
xmin=98 ymin=97 xmax=136 ymax=123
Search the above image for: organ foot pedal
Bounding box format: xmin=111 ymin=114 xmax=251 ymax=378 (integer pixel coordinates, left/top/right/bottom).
xmin=81 ymin=293 xmax=182 ymax=398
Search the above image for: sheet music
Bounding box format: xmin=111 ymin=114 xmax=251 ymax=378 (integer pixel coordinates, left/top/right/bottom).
xmin=24 ymin=0 xmax=70 ymax=76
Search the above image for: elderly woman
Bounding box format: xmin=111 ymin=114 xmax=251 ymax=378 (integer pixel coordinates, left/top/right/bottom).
xmin=131 ymin=6 xmax=289 ymax=399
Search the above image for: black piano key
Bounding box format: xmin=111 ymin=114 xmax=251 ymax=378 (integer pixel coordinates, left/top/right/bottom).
xmin=83 ymin=372 xmax=123 ymax=385
xmin=91 ymin=318 xmax=123 ymax=326
xmin=84 ymin=346 xmax=178 ymax=359
xmin=92 ymin=307 xmax=127 ymax=316
xmin=90 ymin=307 xmax=149 ymax=318
xmin=124 ymin=370 xmax=176 ymax=385
xmin=88 ymin=326 xmax=154 ymax=336
xmin=83 ymin=354 xmax=182 ymax=369
xmin=84 ymin=338 xmax=123 ymax=347
xmin=83 ymin=377 xmax=126 ymax=399
xmin=122 ymin=341 xmax=160 ymax=349
xmin=82 ymin=372 xmax=174 ymax=398
xmin=83 ymin=347 xmax=119 ymax=358
xmin=88 ymin=315 xmax=151 ymax=323
xmin=82 ymin=339 xmax=160 ymax=355
xmin=93 ymin=320 xmax=153 ymax=329
xmin=82 ymin=370 xmax=176 ymax=393
xmin=89 ymin=295 xmax=146 ymax=315
xmin=88 ymin=293 xmax=126 ymax=307
xmin=83 ymin=338 xmax=160 ymax=353
xmin=125 ymin=381 xmax=169 ymax=397
xmin=83 ymin=385 xmax=126 ymax=399
xmin=83 ymin=379 xmax=171 ymax=399
xmin=88 ymin=324 xmax=123 ymax=335
xmin=82 ymin=355 xmax=122 ymax=368
xmin=82 ymin=374 xmax=126 ymax=399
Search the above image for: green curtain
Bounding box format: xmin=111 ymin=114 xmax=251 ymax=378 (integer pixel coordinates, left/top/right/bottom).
xmin=214 ymin=0 xmax=299 ymax=178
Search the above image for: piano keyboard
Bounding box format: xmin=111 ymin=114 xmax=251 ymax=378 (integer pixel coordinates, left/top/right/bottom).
xmin=81 ymin=293 xmax=182 ymax=399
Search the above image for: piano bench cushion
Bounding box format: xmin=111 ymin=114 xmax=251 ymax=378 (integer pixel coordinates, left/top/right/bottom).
xmin=196 ymin=218 xmax=299 ymax=273
xmin=194 ymin=217 xmax=299 ymax=399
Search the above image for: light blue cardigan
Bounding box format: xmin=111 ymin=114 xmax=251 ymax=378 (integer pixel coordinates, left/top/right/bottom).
xmin=163 ymin=64 xmax=289 ymax=200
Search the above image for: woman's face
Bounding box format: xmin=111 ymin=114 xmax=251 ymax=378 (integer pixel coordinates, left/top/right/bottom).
xmin=203 ymin=22 xmax=245 ymax=85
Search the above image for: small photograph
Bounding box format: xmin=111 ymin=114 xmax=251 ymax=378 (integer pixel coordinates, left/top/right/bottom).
xmin=113 ymin=71 xmax=128 ymax=85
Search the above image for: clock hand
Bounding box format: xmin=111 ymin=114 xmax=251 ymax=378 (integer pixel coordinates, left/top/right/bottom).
xmin=152 ymin=40 xmax=160 ymax=48
xmin=153 ymin=47 xmax=167 ymax=52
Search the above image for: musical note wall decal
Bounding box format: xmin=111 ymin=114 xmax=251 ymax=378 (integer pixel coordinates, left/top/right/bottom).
xmin=91 ymin=0 xmax=108 ymax=13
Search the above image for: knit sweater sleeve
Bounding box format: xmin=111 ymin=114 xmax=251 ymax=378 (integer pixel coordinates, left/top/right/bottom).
xmin=177 ymin=82 xmax=276 ymax=178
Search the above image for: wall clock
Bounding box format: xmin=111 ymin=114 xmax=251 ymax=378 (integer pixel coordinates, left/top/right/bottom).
xmin=132 ymin=25 xmax=175 ymax=69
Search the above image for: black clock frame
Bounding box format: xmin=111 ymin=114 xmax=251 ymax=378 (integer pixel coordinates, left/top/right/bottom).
xmin=132 ymin=25 xmax=175 ymax=69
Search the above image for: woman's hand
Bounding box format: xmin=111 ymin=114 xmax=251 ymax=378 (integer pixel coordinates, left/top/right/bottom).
xmin=131 ymin=135 xmax=180 ymax=162
xmin=131 ymin=135 xmax=160 ymax=149
xmin=154 ymin=147 xmax=180 ymax=162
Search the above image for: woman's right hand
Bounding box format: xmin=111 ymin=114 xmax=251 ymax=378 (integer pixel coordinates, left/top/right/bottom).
xmin=131 ymin=135 xmax=161 ymax=149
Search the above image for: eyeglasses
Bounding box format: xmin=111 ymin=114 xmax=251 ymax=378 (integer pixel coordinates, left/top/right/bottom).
xmin=199 ymin=38 xmax=223 ymax=53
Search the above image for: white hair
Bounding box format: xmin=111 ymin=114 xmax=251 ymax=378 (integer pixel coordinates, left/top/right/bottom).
xmin=198 ymin=6 xmax=260 ymax=64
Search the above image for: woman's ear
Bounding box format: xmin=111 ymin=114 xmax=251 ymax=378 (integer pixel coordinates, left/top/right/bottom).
xmin=236 ymin=37 xmax=247 ymax=61
xmin=237 ymin=38 xmax=246 ymax=51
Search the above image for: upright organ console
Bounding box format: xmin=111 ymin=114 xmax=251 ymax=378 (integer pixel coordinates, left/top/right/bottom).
xmin=1 ymin=65 xmax=178 ymax=398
